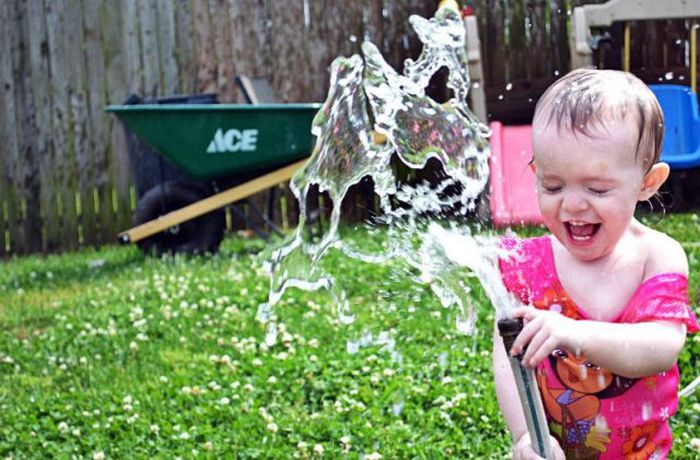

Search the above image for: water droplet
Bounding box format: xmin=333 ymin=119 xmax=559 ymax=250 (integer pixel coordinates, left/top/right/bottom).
xmin=347 ymin=339 xmax=360 ymax=354
xmin=392 ymin=399 xmax=405 ymax=416
xmin=505 ymin=83 xmax=513 ymax=91
xmin=664 ymin=71 xmax=674 ymax=80
xmin=438 ymin=351 xmax=448 ymax=368
xmin=349 ymin=35 xmax=358 ymax=43
xmin=264 ymin=323 xmax=278 ymax=346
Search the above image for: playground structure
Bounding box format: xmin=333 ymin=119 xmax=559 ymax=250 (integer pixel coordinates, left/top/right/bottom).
xmin=487 ymin=0 xmax=700 ymax=227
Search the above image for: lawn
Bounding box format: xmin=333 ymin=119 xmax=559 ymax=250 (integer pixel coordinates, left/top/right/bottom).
xmin=1 ymin=213 xmax=699 ymax=458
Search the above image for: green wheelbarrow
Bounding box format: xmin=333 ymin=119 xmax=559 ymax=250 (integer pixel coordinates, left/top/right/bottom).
xmin=107 ymin=100 xmax=320 ymax=255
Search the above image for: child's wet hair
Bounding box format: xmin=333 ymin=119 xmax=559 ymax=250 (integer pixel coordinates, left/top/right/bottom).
xmin=533 ymin=68 xmax=664 ymax=170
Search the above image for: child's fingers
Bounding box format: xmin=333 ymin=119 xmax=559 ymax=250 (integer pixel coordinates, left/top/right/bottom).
xmin=510 ymin=314 xmax=541 ymax=356
xmin=520 ymin=326 xmax=549 ymax=365
xmin=512 ymin=306 xmax=536 ymax=322
xmin=525 ymin=336 xmax=557 ymax=368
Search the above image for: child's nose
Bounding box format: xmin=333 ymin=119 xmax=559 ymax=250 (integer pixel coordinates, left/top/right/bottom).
xmin=561 ymin=191 xmax=588 ymax=212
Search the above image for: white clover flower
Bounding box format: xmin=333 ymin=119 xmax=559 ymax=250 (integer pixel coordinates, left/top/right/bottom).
xmin=297 ymin=441 xmax=308 ymax=450
xmin=181 ymin=386 xmax=192 ymax=395
xmin=266 ymin=422 xmax=279 ymax=433
xmin=219 ymin=397 xmax=230 ymax=406
xmin=313 ymin=443 xmax=324 ymax=456
xmin=203 ymin=441 xmax=213 ymax=450
xmin=129 ymin=341 xmax=138 ymax=352
xmin=251 ymin=358 xmax=263 ymax=367
xmin=690 ymin=438 xmax=700 ymax=451
xmin=92 ymin=452 xmax=105 ymax=460
xmin=159 ymin=376 xmax=168 ymax=383
xmin=365 ymin=453 xmax=383 ymax=460
xmin=122 ymin=403 xmax=132 ymax=413
xmin=179 ymin=432 xmax=190 ymax=440
xmin=150 ymin=424 xmax=160 ymax=434
xmin=243 ymin=383 xmax=254 ymax=393
xmin=308 ymin=338 xmax=319 ymax=348
xmin=72 ymin=428 xmax=81 ymax=437
xmin=57 ymin=422 xmax=69 ymax=433
xmin=309 ymin=355 xmax=318 ymax=363
xmin=340 ymin=435 xmax=351 ymax=450
xmin=383 ymin=369 xmax=395 ymax=377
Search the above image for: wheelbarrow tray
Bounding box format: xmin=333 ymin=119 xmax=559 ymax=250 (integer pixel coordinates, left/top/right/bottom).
xmin=106 ymin=103 xmax=321 ymax=180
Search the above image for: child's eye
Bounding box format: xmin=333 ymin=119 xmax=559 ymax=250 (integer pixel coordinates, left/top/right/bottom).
xmin=588 ymin=188 xmax=609 ymax=195
xmin=542 ymin=185 xmax=562 ymax=193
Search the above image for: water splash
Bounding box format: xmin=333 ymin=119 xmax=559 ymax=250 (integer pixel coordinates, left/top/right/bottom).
xmin=262 ymin=5 xmax=518 ymax=335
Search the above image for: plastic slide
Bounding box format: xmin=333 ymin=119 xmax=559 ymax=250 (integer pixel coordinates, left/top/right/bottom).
xmin=488 ymin=121 xmax=543 ymax=227
xmin=649 ymin=84 xmax=700 ymax=170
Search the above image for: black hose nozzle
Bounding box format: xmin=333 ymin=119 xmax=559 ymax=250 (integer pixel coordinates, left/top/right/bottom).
xmin=498 ymin=317 xmax=524 ymax=356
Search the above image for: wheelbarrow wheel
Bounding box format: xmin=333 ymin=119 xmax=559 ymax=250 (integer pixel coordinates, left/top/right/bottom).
xmin=133 ymin=181 xmax=225 ymax=256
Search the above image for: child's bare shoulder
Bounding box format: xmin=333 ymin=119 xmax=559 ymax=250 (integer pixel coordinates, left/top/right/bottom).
xmin=640 ymin=227 xmax=688 ymax=277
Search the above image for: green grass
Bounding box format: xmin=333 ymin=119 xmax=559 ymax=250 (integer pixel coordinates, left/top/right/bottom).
xmin=0 ymin=214 xmax=699 ymax=459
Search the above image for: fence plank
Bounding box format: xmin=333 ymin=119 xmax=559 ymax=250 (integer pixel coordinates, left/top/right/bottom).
xmin=528 ymin=0 xmax=549 ymax=79
xmin=26 ymin=0 xmax=57 ymax=252
xmin=15 ymin=0 xmax=43 ymax=254
xmin=81 ymin=0 xmax=109 ymax=245
xmin=549 ymin=0 xmax=569 ymax=75
xmin=485 ymin=0 xmax=506 ymax=90
xmin=193 ymin=0 xmax=217 ymax=93
xmin=210 ymin=0 xmax=235 ymax=101
xmin=113 ymin=0 xmax=142 ymax=233
xmin=158 ymin=0 xmax=180 ymax=95
xmin=0 ymin=1 xmax=22 ymax=255
xmin=140 ymin=0 xmax=161 ymax=97
xmin=175 ymin=0 xmax=196 ymax=93
xmin=267 ymin=1 xmax=307 ymax=100
xmin=507 ymin=0 xmax=528 ymax=81
xmin=64 ymin=0 xmax=89 ymax=251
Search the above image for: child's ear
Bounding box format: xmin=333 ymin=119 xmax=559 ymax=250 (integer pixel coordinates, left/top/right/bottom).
xmin=638 ymin=162 xmax=670 ymax=201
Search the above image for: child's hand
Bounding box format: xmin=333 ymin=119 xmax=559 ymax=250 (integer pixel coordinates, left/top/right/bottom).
xmin=513 ymin=433 xmax=565 ymax=460
xmin=510 ymin=306 xmax=585 ymax=368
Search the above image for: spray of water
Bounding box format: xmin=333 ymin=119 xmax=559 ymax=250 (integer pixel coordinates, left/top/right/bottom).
xmin=261 ymin=5 xmax=520 ymax=344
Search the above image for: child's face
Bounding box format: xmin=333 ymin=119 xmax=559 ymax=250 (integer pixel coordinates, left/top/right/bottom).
xmin=532 ymin=117 xmax=646 ymax=262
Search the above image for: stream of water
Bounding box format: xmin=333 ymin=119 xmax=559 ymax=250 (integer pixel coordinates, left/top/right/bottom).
xmin=260 ymin=4 xmax=521 ymax=347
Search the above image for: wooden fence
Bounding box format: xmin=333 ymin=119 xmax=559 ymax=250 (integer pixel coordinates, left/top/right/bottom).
xmin=1 ymin=0 xmax=698 ymax=256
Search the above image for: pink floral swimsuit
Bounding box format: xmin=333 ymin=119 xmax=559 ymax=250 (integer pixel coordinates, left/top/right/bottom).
xmin=499 ymin=236 xmax=699 ymax=460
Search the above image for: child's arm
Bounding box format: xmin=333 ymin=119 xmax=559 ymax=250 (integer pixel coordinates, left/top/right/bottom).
xmin=510 ymin=311 xmax=686 ymax=378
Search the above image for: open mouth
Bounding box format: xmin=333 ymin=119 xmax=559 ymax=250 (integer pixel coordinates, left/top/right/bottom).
xmin=565 ymin=221 xmax=600 ymax=242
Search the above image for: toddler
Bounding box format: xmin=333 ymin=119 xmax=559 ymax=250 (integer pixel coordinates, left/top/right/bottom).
xmin=493 ymin=68 xmax=699 ymax=459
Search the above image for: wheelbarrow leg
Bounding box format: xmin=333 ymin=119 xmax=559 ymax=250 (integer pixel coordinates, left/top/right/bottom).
xmin=230 ymin=202 xmax=270 ymax=241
